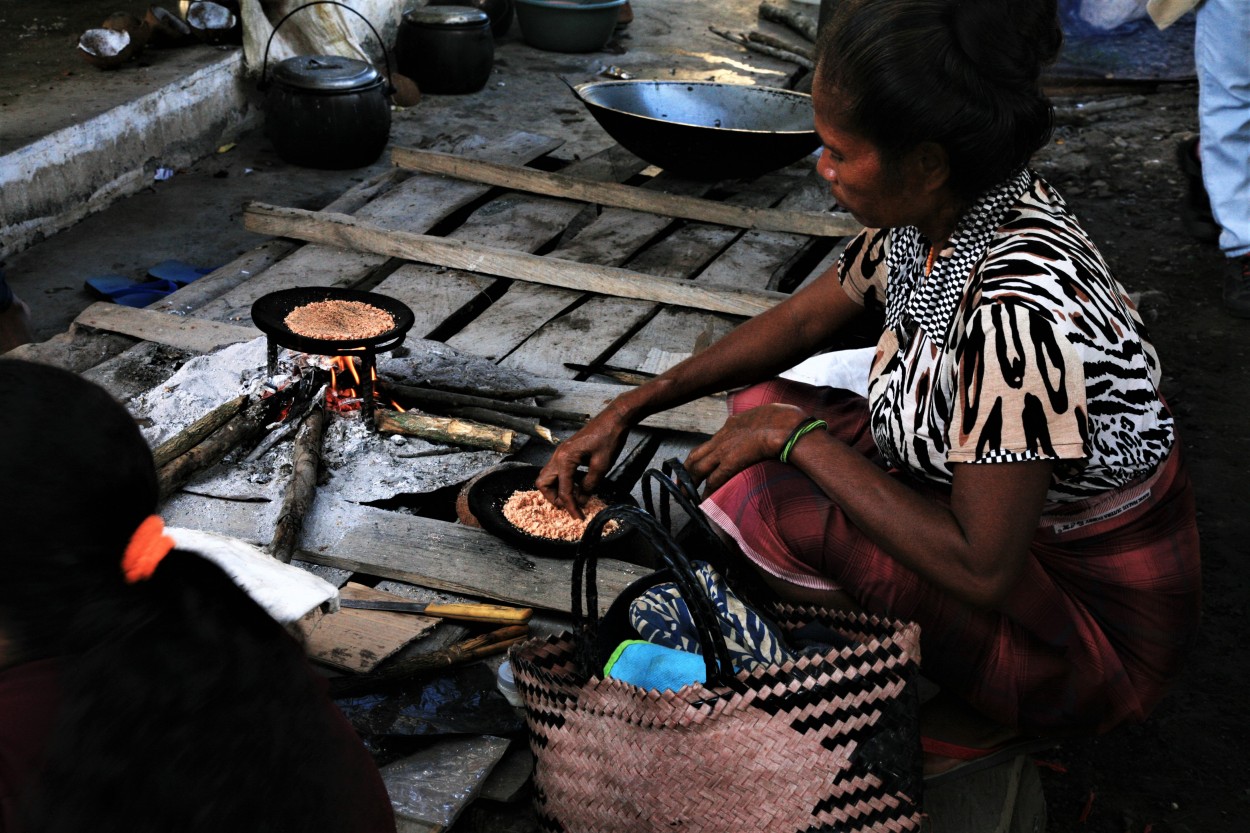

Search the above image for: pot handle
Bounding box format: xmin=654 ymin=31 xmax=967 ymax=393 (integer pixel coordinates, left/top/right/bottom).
xmin=259 ymin=0 xmax=395 ymax=95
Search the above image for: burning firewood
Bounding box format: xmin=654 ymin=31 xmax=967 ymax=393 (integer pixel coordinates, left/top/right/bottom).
xmin=374 ymin=409 xmax=520 ymax=454
xmin=445 ymin=406 xmax=559 ymax=446
xmin=155 ymin=375 xmax=325 ymax=502
xmin=270 ymin=405 xmax=327 ymax=564
xmin=151 ymin=394 xmax=246 ymax=469
xmin=384 ymin=382 xmax=590 ymax=425
xmin=759 ymin=1 xmax=818 ymax=42
xmin=156 ymin=396 xmax=275 ymax=501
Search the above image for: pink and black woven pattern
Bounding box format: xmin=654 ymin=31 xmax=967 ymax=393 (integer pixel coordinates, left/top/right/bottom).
xmin=510 ymin=607 xmax=923 ymax=833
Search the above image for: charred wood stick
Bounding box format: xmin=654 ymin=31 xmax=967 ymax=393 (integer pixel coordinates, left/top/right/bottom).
xmin=157 ymin=396 xmax=275 ymax=501
xmin=385 ymin=382 xmax=591 ymax=424
xmin=709 ymin=27 xmax=814 ymax=70
xmin=245 ymin=383 xmax=328 ymax=463
xmin=269 ymin=406 xmax=326 ymax=564
xmin=327 ymin=625 xmax=530 ymax=696
xmin=759 ymin=1 xmax=819 ymax=42
xmin=446 ymin=406 xmax=559 ymax=445
xmin=151 ymin=395 xmax=246 ymax=469
xmin=748 ymin=30 xmax=814 ymax=60
xmin=375 ymin=409 xmax=520 ymax=453
xmin=564 ymin=362 xmax=654 ymax=386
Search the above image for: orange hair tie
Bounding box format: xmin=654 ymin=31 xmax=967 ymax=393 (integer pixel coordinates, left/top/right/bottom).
xmin=122 ymin=515 xmax=175 ymax=584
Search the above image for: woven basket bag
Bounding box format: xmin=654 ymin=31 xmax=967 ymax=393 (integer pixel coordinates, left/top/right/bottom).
xmin=510 ymin=467 xmax=924 ymax=833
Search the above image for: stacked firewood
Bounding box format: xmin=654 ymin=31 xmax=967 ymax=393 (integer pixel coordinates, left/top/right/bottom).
xmin=374 ymin=381 xmax=585 ymax=453
xmin=710 ymin=2 xmax=819 ymax=72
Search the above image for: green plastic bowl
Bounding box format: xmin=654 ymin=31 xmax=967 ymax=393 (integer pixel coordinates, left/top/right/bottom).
xmin=514 ymin=0 xmax=625 ymax=53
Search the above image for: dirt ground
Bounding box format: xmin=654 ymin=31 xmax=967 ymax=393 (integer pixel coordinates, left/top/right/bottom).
xmin=1023 ymin=85 xmax=1250 ymax=833
xmin=3 ymin=6 xmax=1248 ymax=833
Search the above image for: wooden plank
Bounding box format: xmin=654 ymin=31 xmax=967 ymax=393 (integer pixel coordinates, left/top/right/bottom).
xmin=296 ymin=495 xmax=651 ymax=616
xmin=373 ymin=145 xmax=652 ymax=342
xmin=610 ymin=308 xmax=737 ymax=375
xmin=541 ymin=377 xmax=726 ymax=436
xmin=391 ymin=145 xmax=861 ymax=237
xmin=74 ymin=302 xmax=258 ymax=353
xmin=9 ymin=167 xmax=410 ymax=375
xmin=298 ymin=582 xmax=440 ymax=673
xmin=496 ymin=294 xmax=657 ymax=379
xmin=4 ymin=327 xmax=139 ymax=372
xmin=243 ymin=203 xmax=787 ymax=317
xmin=501 ymin=169 xmax=808 ymax=378
xmin=195 ymin=132 xmax=566 ymax=324
xmin=381 ymin=736 xmax=512 ymax=833
xmin=695 ymin=174 xmax=836 ymax=291
xmin=444 ymin=176 xmax=712 ymax=360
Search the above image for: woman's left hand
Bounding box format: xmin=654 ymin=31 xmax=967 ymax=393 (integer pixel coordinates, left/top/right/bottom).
xmin=684 ymin=403 xmax=809 ymax=496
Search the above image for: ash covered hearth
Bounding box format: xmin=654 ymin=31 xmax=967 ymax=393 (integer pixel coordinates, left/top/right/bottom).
xmin=130 ymin=336 xmax=569 ymax=552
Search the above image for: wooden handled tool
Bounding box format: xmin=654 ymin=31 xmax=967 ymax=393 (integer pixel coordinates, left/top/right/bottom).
xmin=339 ymin=598 xmax=533 ymax=624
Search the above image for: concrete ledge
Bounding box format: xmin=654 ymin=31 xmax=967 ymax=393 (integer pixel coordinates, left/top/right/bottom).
xmin=0 ymin=50 xmax=256 ymax=260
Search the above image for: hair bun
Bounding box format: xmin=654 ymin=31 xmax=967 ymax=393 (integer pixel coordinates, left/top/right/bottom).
xmin=950 ymin=0 xmax=1062 ymax=88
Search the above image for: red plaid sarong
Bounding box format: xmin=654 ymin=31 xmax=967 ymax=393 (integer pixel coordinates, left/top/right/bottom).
xmin=702 ymin=379 xmax=1202 ymax=735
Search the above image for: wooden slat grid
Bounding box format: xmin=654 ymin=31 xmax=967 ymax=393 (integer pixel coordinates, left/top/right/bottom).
xmin=10 ymin=132 xmax=856 ymax=830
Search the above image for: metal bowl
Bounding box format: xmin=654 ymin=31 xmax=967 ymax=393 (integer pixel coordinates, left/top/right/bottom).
xmin=572 ymin=79 xmax=820 ymax=180
xmin=466 ymin=464 xmax=638 ymax=559
xmin=515 ymin=0 xmax=625 ymax=54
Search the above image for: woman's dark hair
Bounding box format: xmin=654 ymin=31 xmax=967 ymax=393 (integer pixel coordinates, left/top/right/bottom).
xmin=814 ymin=0 xmax=1063 ymax=201
xmin=0 ymin=360 xmax=375 ymax=832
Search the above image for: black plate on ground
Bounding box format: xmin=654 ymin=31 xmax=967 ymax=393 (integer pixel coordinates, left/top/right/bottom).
xmin=466 ymin=464 xmax=638 ymax=559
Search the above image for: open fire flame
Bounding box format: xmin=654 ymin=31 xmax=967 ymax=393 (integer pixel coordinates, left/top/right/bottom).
xmin=326 ymin=356 xmax=404 ymax=415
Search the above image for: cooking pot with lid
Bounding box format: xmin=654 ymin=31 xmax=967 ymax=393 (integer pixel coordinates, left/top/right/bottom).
xmin=258 ymin=1 xmax=394 ymax=170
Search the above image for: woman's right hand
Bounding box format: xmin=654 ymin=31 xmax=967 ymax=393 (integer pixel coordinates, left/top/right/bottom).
xmin=535 ymin=408 xmax=631 ymax=519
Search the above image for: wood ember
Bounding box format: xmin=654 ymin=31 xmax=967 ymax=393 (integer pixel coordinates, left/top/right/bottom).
xmin=284 ymin=300 xmax=394 ymax=340
xmin=502 ymin=489 xmax=618 ymax=542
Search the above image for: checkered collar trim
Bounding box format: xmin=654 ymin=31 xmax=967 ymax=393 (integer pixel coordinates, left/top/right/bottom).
xmin=884 ymin=168 xmax=1034 ymax=348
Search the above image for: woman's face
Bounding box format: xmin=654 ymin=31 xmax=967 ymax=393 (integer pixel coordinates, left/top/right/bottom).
xmin=812 ymin=89 xmax=919 ymax=230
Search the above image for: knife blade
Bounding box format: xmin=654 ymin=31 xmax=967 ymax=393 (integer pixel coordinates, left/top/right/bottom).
xmin=339 ymin=598 xmax=533 ymax=624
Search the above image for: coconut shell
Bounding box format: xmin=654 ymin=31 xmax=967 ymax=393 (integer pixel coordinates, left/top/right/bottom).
xmin=78 ymin=28 xmax=137 ymax=70
xmin=101 ymin=11 xmax=151 ymax=52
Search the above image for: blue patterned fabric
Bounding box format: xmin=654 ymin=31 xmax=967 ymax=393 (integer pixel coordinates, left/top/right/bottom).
xmin=628 ymin=561 xmax=796 ymax=673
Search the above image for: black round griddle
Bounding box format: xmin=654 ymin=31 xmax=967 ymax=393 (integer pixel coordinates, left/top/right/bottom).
xmin=467 ymin=464 xmax=638 ymax=559
xmin=571 ymin=80 xmax=820 ymax=181
xmin=250 ymin=286 xmax=416 ymax=355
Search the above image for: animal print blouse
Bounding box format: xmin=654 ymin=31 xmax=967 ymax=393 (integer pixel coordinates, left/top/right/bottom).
xmin=838 ymin=169 xmax=1174 ymax=503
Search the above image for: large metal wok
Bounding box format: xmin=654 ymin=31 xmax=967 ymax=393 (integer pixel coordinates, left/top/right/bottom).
xmin=571 ymin=79 xmax=820 ymax=180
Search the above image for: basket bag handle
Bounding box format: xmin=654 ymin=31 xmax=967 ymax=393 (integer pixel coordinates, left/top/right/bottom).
xmin=573 ymin=504 xmax=739 ymax=687
xmin=641 ymin=459 xmax=735 ymax=567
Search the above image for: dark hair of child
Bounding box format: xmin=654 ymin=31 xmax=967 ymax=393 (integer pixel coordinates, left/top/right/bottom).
xmin=0 ymin=359 xmax=394 ymax=833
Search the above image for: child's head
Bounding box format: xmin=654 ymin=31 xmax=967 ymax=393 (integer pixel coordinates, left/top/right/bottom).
xmin=0 ymin=359 xmax=159 ymax=655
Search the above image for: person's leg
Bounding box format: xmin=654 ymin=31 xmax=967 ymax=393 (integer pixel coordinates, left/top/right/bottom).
xmin=1195 ymin=0 xmax=1250 ymax=314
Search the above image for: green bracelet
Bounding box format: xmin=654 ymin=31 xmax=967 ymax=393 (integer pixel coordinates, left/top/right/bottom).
xmin=779 ymin=417 xmax=827 ymax=464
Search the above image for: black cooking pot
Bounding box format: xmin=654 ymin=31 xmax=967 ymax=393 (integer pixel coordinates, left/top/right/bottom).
xmin=395 ymin=6 xmax=494 ymax=95
xmin=259 ymin=1 xmax=394 ymax=170
xmin=570 ymin=79 xmax=820 ymax=181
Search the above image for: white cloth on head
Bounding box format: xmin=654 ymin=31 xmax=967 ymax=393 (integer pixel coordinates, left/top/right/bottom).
xmin=168 ymin=527 xmax=340 ymax=623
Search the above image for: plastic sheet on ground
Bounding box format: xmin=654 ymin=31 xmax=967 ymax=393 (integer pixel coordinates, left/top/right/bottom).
xmin=379 ymin=735 xmax=513 ymax=829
